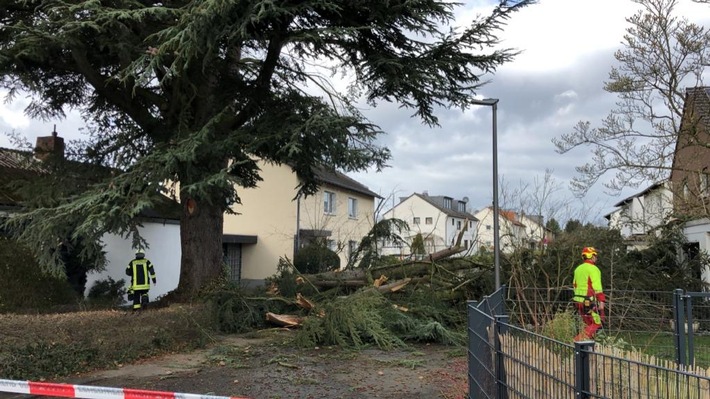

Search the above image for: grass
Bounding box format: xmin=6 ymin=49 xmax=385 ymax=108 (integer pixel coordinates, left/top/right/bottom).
xmin=610 ymin=330 xmax=710 ymax=368
xmin=0 ymin=304 xmax=216 ymax=380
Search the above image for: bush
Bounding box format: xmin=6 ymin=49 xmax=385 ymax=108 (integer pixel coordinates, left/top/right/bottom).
xmin=293 ymin=243 xmax=340 ymax=274
xmin=0 ymin=238 xmax=78 ymax=313
xmin=87 ymin=277 xmax=127 ymax=306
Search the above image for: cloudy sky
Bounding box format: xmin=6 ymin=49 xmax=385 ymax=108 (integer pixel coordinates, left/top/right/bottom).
xmin=1 ymin=0 xmax=709 ymax=224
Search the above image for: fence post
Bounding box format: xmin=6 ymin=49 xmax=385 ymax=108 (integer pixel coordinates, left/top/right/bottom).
xmin=494 ymin=315 xmax=509 ymax=399
xmin=574 ymin=341 xmax=594 ymax=399
xmin=686 ymin=295 xmax=695 ymax=366
xmin=673 ymin=288 xmax=687 ymax=366
xmin=467 ymin=300 xmax=478 ymax=399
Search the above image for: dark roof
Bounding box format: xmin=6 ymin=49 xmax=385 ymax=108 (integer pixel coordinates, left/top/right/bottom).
xmin=0 ymin=146 xmax=180 ymax=221
xmin=612 ymin=181 xmax=667 ymax=207
xmin=0 ymin=148 xmax=49 ymax=207
xmin=313 ymin=166 xmax=381 ymax=198
xmin=409 ymin=193 xmax=479 ymax=220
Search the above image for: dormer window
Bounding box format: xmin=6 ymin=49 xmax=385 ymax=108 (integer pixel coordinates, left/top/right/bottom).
xmin=444 ymin=197 xmax=452 ymax=209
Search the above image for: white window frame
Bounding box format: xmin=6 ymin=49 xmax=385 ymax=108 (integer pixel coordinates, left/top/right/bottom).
xmin=324 ymin=191 xmax=336 ymax=214
xmin=348 ymin=197 xmax=358 ymax=218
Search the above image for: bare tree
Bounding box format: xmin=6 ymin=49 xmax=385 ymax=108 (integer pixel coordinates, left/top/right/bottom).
xmin=553 ymin=0 xmax=710 ymax=196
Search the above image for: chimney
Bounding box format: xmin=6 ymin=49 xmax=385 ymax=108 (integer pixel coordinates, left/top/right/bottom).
xmin=34 ymin=125 xmax=65 ymax=161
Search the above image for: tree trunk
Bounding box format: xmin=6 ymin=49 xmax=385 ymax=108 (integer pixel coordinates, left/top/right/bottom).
xmin=175 ymin=190 xmax=225 ymax=299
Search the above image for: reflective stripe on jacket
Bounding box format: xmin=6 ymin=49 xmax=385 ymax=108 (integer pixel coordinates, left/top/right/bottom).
xmin=126 ymin=259 xmax=155 ymax=290
xmin=573 ymin=261 xmax=606 ymax=302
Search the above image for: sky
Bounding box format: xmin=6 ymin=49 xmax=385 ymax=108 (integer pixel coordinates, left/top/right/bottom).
xmin=1 ymin=0 xmax=709 ymax=225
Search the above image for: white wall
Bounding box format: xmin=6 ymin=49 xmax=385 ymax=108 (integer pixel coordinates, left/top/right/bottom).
xmin=84 ymin=220 xmax=181 ymax=300
xmin=683 ymin=218 xmax=710 ymax=284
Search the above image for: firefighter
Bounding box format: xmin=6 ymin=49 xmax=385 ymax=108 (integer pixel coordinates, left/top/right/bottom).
xmin=572 ymin=246 xmax=605 ymax=341
xmin=126 ymin=249 xmax=156 ymax=311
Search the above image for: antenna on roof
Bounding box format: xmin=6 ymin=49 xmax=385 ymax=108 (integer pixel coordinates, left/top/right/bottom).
xmin=52 ymin=124 xmax=58 ymax=137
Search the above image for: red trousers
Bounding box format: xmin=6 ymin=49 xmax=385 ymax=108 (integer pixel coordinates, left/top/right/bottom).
xmin=574 ymin=302 xmax=602 ymax=341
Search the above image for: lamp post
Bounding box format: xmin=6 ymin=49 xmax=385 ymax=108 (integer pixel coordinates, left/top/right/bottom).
xmin=472 ymin=98 xmax=500 ymax=290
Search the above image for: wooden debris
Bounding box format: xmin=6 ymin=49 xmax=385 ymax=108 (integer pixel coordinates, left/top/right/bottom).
xmin=296 ymin=293 xmax=315 ymax=310
xmin=265 ymin=312 xmax=304 ymax=328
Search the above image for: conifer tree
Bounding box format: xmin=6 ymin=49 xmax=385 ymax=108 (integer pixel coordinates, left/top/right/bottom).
xmin=0 ymin=0 xmax=533 ymax=298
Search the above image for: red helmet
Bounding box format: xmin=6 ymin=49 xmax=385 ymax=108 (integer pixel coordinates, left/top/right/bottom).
xmin=581 ymin=247 xmax=598 ymax=259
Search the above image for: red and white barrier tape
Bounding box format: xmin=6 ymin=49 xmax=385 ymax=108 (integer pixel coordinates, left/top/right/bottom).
xmin=0 ymin=379 xmax=250 ymax=399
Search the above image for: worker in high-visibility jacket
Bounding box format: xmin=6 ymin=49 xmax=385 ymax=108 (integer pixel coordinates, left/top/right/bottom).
xmin=572 ymin=247 xmax=605 ymax=341
xmin=126 ymin=249 xmax=156 ymax=311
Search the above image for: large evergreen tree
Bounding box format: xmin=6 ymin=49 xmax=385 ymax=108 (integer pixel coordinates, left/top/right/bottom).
xmin=0 ymin=0 xmax=533 ymax=298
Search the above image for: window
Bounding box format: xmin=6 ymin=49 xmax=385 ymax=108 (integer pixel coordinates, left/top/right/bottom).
xmin=464 ymin=240 xmax=469 ymax=249
xmin=348 ymin=197 xmax=358 ymax=218
xmin=413 ymin=217 xmax=421 ymax=225
xmin=324 ymin=191 xmax=335 ymax=214
xmin=327 ymin=239 xmax=337 ymax=251
xmin=701 ymin=169 xmax=710 ymax=197
xmin=348 ymin=240 xmax=358 ymax=263
xmin=425 ymin=217 xmax=433 ymax=224
xmin=457 ymin=201 xmax=466 ymax=212
xmin=457 ymin=220 xmax=462 ymax=230
xmin=486 ymin=225 xmax=491 ymax=230
xmin=444 ymin=197 xmax=452 ymax=209
xmin=451 ymin=219 xmax=454 ymax=226
xmin=684 ymin=182 xmax=690 ymax=199
xmin=469 ymin=221 xmax=473 ymax=228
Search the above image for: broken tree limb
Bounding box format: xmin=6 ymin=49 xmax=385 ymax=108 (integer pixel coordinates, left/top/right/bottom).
xmin=265 ymin=312 xmax=304 ymax=328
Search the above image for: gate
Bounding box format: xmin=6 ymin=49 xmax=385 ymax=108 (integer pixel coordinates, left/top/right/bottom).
xmin=467 ymin=286 xmax=507 ymax=399
xmin=674 ymin=288 xmax=710 ymax=366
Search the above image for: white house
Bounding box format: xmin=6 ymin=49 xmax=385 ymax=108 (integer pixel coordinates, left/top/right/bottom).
xmin=380 ymin=192 xmax=478 ymax=258
xmin=603 ymin=181 xmax=673 ymax=249
xmin=473 ymin=207 xmax=552 ymax=253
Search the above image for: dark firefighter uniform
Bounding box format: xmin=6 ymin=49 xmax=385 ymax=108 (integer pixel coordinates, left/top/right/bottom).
xmin=126 ymin=250 xmax=156 ymax=310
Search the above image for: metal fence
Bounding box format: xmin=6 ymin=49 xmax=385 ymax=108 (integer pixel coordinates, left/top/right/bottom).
xmin=468 ymin=286 xmax=710 ymax=399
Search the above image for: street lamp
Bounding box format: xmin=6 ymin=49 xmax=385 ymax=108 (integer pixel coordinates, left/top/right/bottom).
xmin=472 ymin=98 xmax=500 ymax=290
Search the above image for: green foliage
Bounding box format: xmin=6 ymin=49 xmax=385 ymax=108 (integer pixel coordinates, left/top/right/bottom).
xmin=294 ymin=290 xmax=404 ymax=350
xmin=0 ymin=238 xmax=78 ymax=313
xmin=411 ymin=233 xmax=426 ymax=255
xmin=0 ymin=305 xmax=214 ymax=380
xmin=87 ymin=277 xmax=127 ymax=306
xmin=0 ymin=0 xmax=532 ymax=298
xmin=204 ymin=282 xmax=293 ymax=333
xmin=540 ymin=310 xmax=579 ymax=342
xmin=350 ymin=218 xmax=409 ymax=269
xmin=294 ymin=243 xmax=340 ymax=274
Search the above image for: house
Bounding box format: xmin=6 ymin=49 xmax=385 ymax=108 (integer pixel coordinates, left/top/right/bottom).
xmin=223 ymin=160 xmax=381 ymax=285
xmin=473 ymin=207 xmax=552 ymax=253
xmin=0 ymin=131 xmax=182 ymax=300
xmin=669 ymin=86 xmax=710 ymax=283
xmin=379 ymin=192 xmax=478 ymax=258
xmin=603 ymin=181 xmax=674 ymax=249
xmin=3 ymin=130 xmax=382 ymax=293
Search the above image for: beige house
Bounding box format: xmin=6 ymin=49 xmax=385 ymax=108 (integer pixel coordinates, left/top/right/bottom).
xmin=224 ymin=161 xmax=380 ymax=285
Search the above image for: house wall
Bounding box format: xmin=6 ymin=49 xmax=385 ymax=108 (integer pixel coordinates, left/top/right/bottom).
xmin=225 ymin=162 xmax=299 ymax=282
xmin=382 ymin=196 xmax=476 ymax=257
xmin=298 ymin=186 xmax=376 ymax=267
xmin=224 ymin=161 xmax=376 ymax=283
xmin=84 ymin=220 xmax=181 ymax=300
xmin=682 ymin=219 xmax=710 ymax=283
xmin=474 ymin=208 xmax=518 ymax=253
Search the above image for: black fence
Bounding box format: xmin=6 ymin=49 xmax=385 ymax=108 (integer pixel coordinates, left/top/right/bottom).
xmin=468 ymin=286 xmax=710 ymax=399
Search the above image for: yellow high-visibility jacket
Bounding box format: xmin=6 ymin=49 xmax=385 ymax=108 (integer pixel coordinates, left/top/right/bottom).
xmin=573 ymin=261 xmax=606 ymax=302
xmin=126 ymin=258 xmax=156 ymax=291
